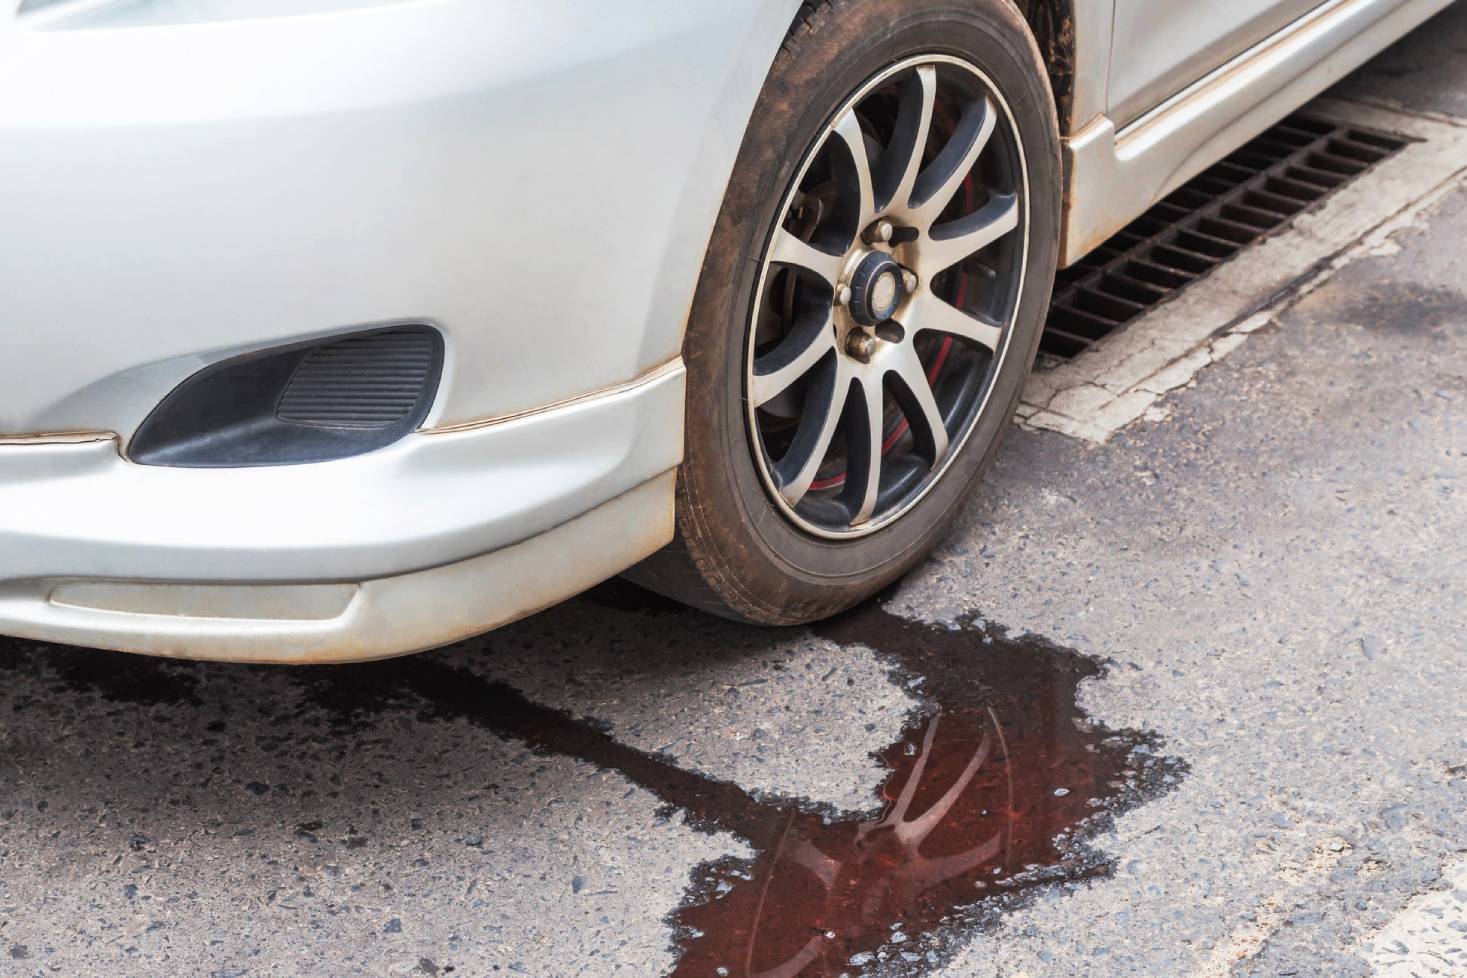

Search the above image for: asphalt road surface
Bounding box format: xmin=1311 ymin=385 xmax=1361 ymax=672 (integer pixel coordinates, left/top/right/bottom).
xmin=3 ymin=9 xmax=1466 ymax=978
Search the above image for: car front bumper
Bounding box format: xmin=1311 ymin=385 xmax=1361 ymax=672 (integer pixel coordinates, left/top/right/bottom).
xmin=0 ymin=362 xmax=683 ymax=663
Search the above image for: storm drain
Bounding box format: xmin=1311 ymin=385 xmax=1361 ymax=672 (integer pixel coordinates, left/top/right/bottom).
xmin=1041 ymin=114 xmax=1410 ymax=360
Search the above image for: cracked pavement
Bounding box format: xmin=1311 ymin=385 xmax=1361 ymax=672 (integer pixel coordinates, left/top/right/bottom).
xmin=2 ymin=7 xmax=1467 ymax=978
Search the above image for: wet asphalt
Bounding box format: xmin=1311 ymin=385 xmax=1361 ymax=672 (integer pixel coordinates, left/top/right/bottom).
xmin=3 ymin=8 xmax=1467 ymax=978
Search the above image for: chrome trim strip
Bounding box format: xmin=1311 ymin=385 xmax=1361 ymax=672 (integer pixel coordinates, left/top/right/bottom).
xmin=0 ymin=360 xmax=685 ymax=447
xmin=420 ymin=357 xmax=685 ymax=434
xmin=0 ymin=430 xmax=115 ymax=446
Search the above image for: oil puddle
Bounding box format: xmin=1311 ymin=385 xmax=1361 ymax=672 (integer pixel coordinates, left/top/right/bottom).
xmin=662 ymin=606 xmax=1181 ymax=978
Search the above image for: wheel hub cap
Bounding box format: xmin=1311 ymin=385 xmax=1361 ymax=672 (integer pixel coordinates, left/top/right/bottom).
xmin=847 ymin=251 xmax=905 ymax=326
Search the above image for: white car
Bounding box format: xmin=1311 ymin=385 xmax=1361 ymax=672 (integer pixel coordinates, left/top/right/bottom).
xmin=0 ymin=0 xmax=1449 ymax=662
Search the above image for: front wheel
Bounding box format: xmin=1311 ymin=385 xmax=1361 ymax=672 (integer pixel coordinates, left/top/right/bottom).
xmin=630 ymin=0 xmax=1060 ymax=623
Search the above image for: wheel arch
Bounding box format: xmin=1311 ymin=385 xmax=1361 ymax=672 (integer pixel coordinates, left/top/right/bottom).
xmin=780 ymin=1 xmax=1079 ymax=131
xmin=1010 ymin=0 xmax=1078 ymax=133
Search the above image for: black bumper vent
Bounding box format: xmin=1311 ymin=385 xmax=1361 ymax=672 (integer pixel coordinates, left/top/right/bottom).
xmin=130 ymin=325 xmax=444 ymax=468
xmin=276 ymin=329 xmax=439 ymax=429
xmin=1042 ymin=114 xmax=1409 ymax=360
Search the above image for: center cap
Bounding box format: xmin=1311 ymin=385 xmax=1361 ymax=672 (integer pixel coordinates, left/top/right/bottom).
xmin=847 ymin=252 xmax=904 ymax=327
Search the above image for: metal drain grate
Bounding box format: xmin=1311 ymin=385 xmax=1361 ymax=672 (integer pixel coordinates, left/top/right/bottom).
xmin=1041 ymin=114 xmax=1410 ymax=360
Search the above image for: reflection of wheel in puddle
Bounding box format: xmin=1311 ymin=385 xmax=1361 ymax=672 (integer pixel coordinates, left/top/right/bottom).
xmin=740 ymin=708 xmax=1013 ymax=978
xmin=667 ymin=608 xmax=1171 ymax=978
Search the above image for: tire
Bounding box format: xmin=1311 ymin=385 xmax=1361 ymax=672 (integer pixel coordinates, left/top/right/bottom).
xmin=628 ymin=0 xmax=1061 ymax=624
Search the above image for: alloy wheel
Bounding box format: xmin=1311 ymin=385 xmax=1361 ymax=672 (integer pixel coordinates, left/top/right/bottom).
xmin=745 ymin=55 xmax=1030 ymax=538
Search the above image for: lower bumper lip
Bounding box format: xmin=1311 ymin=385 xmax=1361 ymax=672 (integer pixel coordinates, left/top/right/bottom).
xmin=0 ymin=471 xmax=675 ymax=664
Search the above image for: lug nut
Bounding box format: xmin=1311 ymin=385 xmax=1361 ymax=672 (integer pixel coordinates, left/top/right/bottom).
xmin=902 ymin=270 xmax=918 ymax=293
xmin=866 ymin=221 xmax=895 ymax=245
xmin=845 ymin=331 xmax=877 ymax=363
xmin=836 ymin=285 xmax=853 ymax=306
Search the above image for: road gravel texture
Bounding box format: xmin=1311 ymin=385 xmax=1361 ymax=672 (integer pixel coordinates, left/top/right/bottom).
xmin=2 ymin=7 xmax=1467 ymax=978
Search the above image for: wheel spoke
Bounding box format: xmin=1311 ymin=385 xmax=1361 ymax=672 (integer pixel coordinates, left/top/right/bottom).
xmin=909 ymin=96 xmax=997 ymax=230
xmin=899 ymin=289 xmax=1003 ymax=351
xmin=920 ymin=192 xmax=1019 ymax=275
xmin=773 ymin=364 xmax=850 ymax=507
xmin=768 ymin=227 xmax=845 ymax=288
xmin=750 ymin=311 xmax=835 ymax=407
xmin=889 ymin=345 xmax=950 ymax=466
xmin=874 ymin=65 xmax=937 ymax=215
xmin=833 ymin=109 xmax=877 ymax=232
xmin=844 ymin=375 xmax=887 ymax=526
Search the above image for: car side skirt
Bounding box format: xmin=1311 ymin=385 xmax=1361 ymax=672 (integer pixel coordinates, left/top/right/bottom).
xmin=1059 ymin=0 xmax=1454 ymax=267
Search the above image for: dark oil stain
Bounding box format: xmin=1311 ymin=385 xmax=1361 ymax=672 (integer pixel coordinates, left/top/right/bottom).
xmin=1317 ymin=281 xmax=1467 ymax=336
xmin=0 ymin=587 xmax=1182 ymax=978
xmin=0 ymin=640 xmax=202 ymax=708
